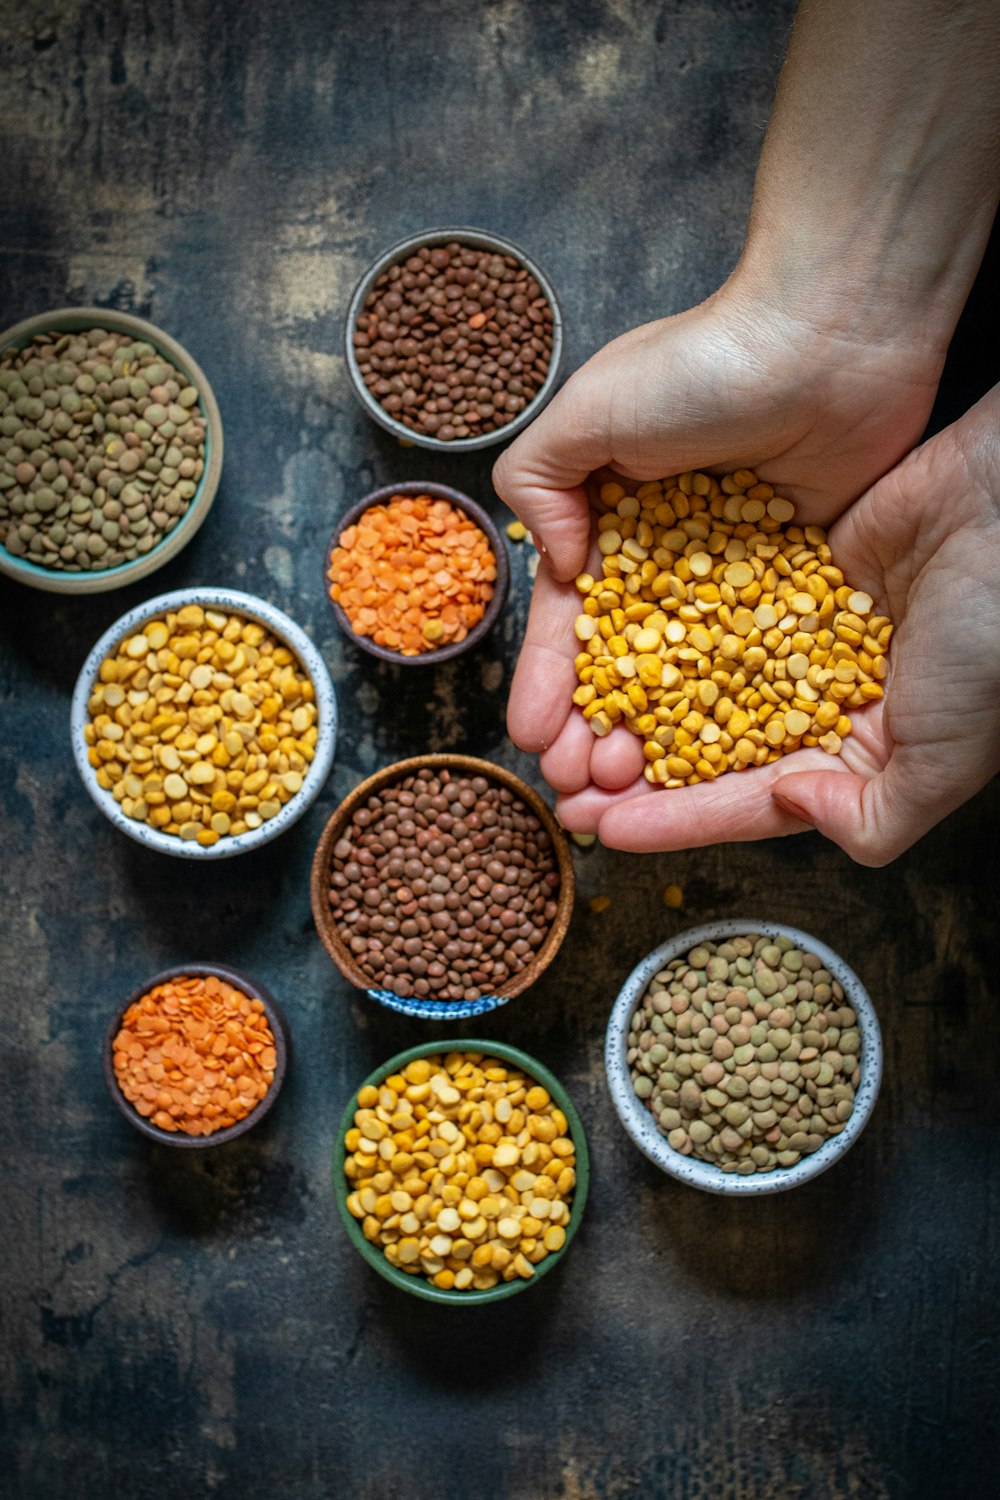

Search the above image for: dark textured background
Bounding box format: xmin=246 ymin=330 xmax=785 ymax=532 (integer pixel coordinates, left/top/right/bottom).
xmin=1 ymin=3 xmax=998 ymax=1497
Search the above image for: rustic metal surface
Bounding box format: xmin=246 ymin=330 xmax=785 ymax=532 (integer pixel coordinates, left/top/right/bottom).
xmin=1 ymin=2 xmax=998 ymax=1497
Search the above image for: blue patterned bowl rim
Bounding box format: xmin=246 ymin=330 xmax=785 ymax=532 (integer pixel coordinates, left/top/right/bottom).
xmin=365 ymin=986 xmax=511 ymax=1021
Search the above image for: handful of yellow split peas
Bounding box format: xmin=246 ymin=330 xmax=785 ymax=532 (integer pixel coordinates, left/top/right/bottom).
xmin=572 ymin=469 xmax=892 ymax=786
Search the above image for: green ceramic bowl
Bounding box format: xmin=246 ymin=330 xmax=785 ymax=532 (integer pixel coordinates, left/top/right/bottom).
xmin=332 ymin=1039 xmax=590 ymax=1306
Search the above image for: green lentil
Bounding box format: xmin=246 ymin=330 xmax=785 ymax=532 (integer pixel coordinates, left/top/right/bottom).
xmin=0 ymin=327 xmax=206 ymax=571
xmin=627 ymin=933 xmax=860 ymax=1174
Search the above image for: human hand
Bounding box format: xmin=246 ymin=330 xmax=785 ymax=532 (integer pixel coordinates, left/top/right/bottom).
xmin=493 ymin=273 xmax=946 ymax=826
xmin=521 ymin=382 xmax=1000 ymax=866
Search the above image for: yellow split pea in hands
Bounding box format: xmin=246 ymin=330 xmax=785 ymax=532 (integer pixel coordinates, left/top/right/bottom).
xmin=572 ymin=469 xmax=892 ymax=787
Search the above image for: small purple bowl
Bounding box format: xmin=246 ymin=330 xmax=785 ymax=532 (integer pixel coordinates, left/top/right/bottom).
xmin=102 ymin=962 xmax=290 ymax=1148
xmin=323 ymin=480 xmax=510 ymax=666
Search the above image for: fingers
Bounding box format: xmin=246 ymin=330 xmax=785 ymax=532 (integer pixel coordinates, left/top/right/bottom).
xmin=596 ymin=758 xmax=818 ymax=851
xmin=770 ymin=743 xmax=982 ymax=867
xmin=589 ymin=725 xmax=646 ymax=790
xmin=493 ymin=375 xmax=612 ymax=581
xmin=540 ymin=710 xmax=594 ymax=794
xmin=506 ymin=561 xmax=580 ymax=753
xmin=556 ymin=777 xmax=654 ymax=833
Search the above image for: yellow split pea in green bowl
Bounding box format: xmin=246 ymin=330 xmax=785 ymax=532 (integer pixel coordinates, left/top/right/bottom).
xmin=333 ymin=1040 xmax=590 ymax=1305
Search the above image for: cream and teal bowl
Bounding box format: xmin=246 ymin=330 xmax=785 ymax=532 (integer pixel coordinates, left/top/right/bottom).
xmin=605 ymin=919 xmax=882 ymax=1196
xmin=0 ymin=306 xmax=222 ymax=594
xmin=70 ymin=586 xmax=337 ymax=859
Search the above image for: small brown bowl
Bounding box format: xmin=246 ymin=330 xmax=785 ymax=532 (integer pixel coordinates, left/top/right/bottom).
xmin=323 ymin=481 xmax=510 ymax=666
xmin=102 ymin=963 xmax=290 ymax=1148
xmin=310 ymin=754 xmax=574 ymax=1020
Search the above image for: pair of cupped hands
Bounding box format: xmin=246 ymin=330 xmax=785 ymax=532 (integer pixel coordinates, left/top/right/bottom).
xmin=493 ymin=272 xmax=1000 ymax=866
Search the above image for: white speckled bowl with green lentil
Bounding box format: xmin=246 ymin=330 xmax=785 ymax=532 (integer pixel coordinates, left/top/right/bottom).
xmin=605 ymin=919 xmax=882 ymax=1195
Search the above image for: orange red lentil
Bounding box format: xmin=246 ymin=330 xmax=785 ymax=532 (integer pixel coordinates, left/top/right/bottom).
xmin=328 ymin=493 xmax=497 ymax=655
xmin=344 ymin=1051 xmax=577 ymax=1291
xmin=112 ymin=974 xmax=277 ymax=1136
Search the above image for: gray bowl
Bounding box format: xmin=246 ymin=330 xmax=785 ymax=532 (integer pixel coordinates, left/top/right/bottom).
xmin=102 ymin=962 xmax=290 ymax=1147
xmin=605 ymin=919 xmax=882 ymax=1196
xmin=344 ymin=227 xmax=563 ymax=453
xmin=70 ymin=586 xmax=337 ymax=859
xmin=324 ymin=480 xmax=510 ymax=665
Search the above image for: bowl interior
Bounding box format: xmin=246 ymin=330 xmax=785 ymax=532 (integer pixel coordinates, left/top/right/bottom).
xmin=309 ymin=753 xmax=574 ymax=1019
xmin=102 ymin=962 xmax=290 ymax=1148
xmin=604 ymin=918 xmax=883 ymax=1196
xmin=0 ymin=307 xmax=223 ymax=592
xmin=344 ymin=227 xmax=563 ymax=453
xmin=332 ymin=1038 xmax=590 ymax=1304
xmin=324 ymin=481 xmax=510 ymax=666
xmin=71 ymin=585 xmax=337 ymax=860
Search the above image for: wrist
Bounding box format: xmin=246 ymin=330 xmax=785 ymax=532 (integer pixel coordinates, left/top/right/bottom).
xmin=726 ymin=231 xmax=956 ymax=377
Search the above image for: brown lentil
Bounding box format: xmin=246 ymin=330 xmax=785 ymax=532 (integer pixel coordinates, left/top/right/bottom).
xmin=353 ymin=240 xmax=554 ymax=441
xmin=0 ymin=327 xmax=206 ymax=571
xmin=344 ymin=1051 xmax=576 ymax=1291
xmin=112 ymin=973 xmax=277 ymax=1137
xmin=573 ymin=470 xmax=892 ymax=783
xmin=326 ymin=768 xmax=561 ymax=1002
xmin=84 ymin=603 xmax=318 ymax=844
xmin=628 ymin=933 xmax=860 ymax=1173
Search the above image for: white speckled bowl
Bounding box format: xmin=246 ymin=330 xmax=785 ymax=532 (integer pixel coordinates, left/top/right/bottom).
xmin=70 ymin=586 xmax=337 ymax=859
xmin=605 ymin=919 xmax=882 ymax=1196
xmin=0 ymin=307 xmax=223 ymax=594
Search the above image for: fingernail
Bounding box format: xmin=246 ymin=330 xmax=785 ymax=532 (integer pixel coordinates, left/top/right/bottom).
xmin=772 ymin=792 xmax=813 ymax=826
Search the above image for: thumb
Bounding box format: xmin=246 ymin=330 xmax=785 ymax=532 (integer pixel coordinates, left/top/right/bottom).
xmin=492 ymin=372 xmax=613 ymax=581
xmin=770 ymin=751 xmax=958 ymax=867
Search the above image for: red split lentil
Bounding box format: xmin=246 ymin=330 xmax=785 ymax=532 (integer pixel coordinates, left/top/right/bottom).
xmin=112 ymin=974 xmax=277 ymax=1136
xmin=328 ymin=493 xmax=497 ymax=655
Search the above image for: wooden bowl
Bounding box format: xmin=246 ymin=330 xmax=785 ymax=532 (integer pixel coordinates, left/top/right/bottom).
xmin=102 ymin=962 xmax=290 ymax=1148
xmin=310 ymin=754 xmax=575 ymax=1020
xmin=323 ymin=481 xmax=510 ymax=666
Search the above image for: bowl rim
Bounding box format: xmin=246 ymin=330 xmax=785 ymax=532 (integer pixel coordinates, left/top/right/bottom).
xmin=102 ymin=961 xmax=290 ymax=1148
xmin=323 ymin=479 xmax=510 ymax=666
xmin=332 ymin=1037 xmax=590 ymax=1304
xmin=309 ymin=753 xmax=574 ymax=1020
xmin=0 ymin=306 xmax=224 ymax=595
xmin=343 ymin=225 xmax=564 ymax=453
xmin=604 ymin=917 xmax=883 ymax=1196
xmin=70 ymin=585 xmax=337 ymax=859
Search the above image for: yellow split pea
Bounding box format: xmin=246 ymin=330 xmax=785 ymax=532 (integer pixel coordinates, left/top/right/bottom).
xmin=572 ymin=469 xmax=892 ymax=786
xmin=84 ymin=604 xmax=318 ymax=843
xmin=344 ymin=1052 xmax=577 ymax=1292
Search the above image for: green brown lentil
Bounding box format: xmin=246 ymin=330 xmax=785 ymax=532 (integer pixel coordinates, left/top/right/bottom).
xmin=0 ymin=327 xmax=206 ymax=571
xmin=627 ymin=933 xmax=859 ymax=1174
